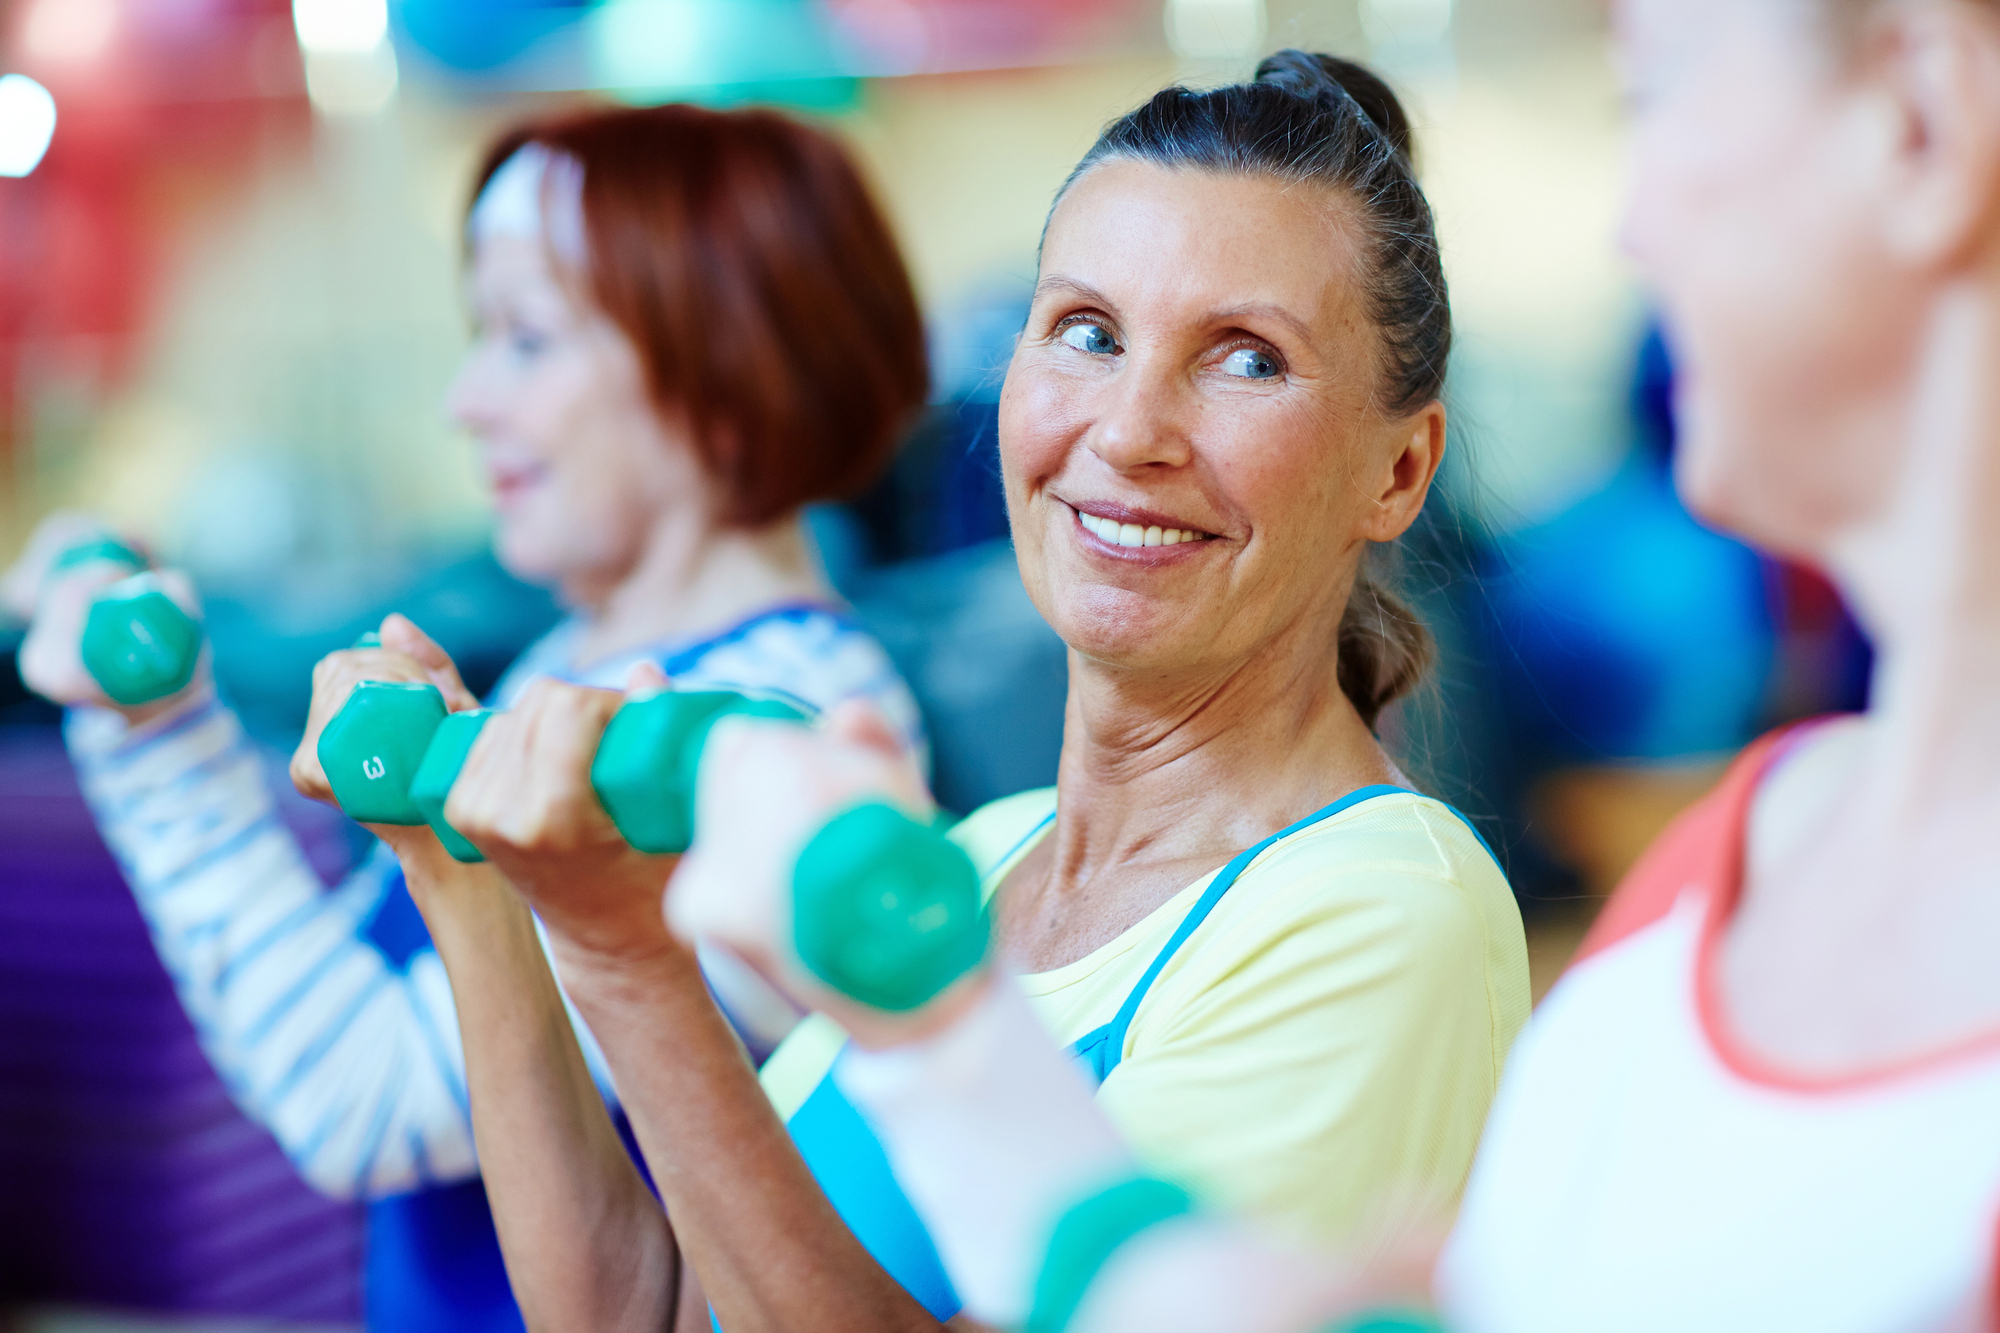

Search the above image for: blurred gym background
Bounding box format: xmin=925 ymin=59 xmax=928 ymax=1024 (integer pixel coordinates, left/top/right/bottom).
xmin=0 ymin=0 xmax=1869 ymax=1326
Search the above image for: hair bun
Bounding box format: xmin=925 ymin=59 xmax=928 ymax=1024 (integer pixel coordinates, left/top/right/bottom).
xmin=1254 ymin=49 xmax=1413 ymax=161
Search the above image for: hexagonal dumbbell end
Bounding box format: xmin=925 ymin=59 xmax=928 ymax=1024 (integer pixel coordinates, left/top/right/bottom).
xmin=408 ymin=708 xmax=494 ymax=863
xmin=790 ymin=802 xmax=988 ymax=1012
xmin=591 ymin=691 xmax=808 ymax=855
xmin=79 ymin=572 xmax=203 ymax=706
xmin=316 ymin=681 xmax=449 ymax=825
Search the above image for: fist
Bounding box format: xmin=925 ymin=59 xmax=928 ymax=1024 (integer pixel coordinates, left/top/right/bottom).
xmin=442 ymin=673 xmax=674 ymax=957
xmin=665 ymin=700 xmax=954 ymax=1037
xmin=291 ymin=614 xmax=478 ymax=808
xmin=1 ymin=511 xmax=121 ymax=621
xmin=18 ymin=558 xmax=205 ymax=719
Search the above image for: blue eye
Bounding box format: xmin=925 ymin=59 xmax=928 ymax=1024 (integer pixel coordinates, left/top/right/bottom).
xmin=508 ymin=327 xmax=550 ymax=358
xmin=1221 ymin=346 xmax=1281 ymax=379
xmin=1059 ymin=321 xmax=1119 ymax=356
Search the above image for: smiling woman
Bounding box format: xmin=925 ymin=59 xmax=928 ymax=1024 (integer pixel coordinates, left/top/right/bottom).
xmin=301 ymin=50 xmax=1528 ymax=1333
xmin=757 ymin=49 xmax=1528 ymax=1291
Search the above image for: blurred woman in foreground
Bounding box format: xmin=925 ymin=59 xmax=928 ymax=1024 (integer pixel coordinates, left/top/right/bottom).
xmin=678 ymin=0 xmax=2000 ymax=1328
xmin=9 ymin=103 xmax=927 ymax=1329
xmin=303 ymin=50 xmax=1530 ymax=1331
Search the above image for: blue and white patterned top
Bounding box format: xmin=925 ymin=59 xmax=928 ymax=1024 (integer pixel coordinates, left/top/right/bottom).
xmin=64 ymin=600 xmax=925 ymax=1202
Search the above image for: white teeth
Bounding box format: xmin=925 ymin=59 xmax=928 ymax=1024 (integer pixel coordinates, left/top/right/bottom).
xmin=1074 ymin=506 xmax=1208 ymax=548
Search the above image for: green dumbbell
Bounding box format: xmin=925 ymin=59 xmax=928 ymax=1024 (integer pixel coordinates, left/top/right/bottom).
xmin=317 ymin=680 xmax=449 ymax=825
xmin=50 ymin=539 xmax=204 ymax=707
xmin=315 ymin=630 xmax=451 ymax=826
xmin=790 ymin=802 xmax=987 ymax=1012
xmin=408 ymin=707 xmax=494 ymax=862
xmin=591 ymin=691 xmax=808 ymax=854
xmin=1322 ymin=1315 xmax=1447 ymax=1333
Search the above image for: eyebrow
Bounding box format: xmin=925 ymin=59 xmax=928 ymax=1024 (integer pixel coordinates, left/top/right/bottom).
xmin=1034 ymin=274 xmax=1318 ymax=346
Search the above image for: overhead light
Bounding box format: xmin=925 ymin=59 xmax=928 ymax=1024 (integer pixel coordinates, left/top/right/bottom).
xmin=1164 ymin=0 xmax=1266 ymax=62
xmin=294 ymin=0 xmax=397 ymax=114
xmin=0 ymin=75 xmax=58 ymax=177
xmin=293 ymin=0 xmax=389 ymax=55
xmin=22 ymin=0 xmax=118 ymax=67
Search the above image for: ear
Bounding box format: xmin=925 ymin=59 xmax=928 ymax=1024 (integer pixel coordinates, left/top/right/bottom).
xmin=1360 ymin=400 xmax=1447 ymax=544
xmin=1870 ymin=2 xmax=2000 ymax=267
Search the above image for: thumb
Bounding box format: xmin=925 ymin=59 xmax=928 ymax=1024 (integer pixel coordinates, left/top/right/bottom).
xmin=625 ymin=661 xmax=671 ymax=697
xmin=823 ymin=698 xmax=905 ymax=762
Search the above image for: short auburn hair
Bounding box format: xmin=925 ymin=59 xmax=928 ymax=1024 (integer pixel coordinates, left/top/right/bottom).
xmin=470 ymin=103 xmax=929 ymax=528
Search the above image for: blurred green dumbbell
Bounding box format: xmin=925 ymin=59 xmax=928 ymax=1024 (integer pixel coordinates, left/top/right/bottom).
xmin=791 ymin=802 xmax=987 ymax=1012
xmin=51 ymin=539 xmax=204 ymax=707
xmin=315 ymin=631 xmax=451 ymax=825
xmin=591 ymin=691 xmax=808 ymax=854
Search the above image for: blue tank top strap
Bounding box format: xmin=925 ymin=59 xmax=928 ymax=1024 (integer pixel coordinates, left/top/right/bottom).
xmin=1067 ymin=783 xmax=1427 ymax=1085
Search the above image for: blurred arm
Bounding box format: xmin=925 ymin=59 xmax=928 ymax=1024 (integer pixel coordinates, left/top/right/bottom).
xmin=65 ymin=690 xmax=479 ymax=1199
xmin=835 ymin=979 xmax=1134 ymax=1326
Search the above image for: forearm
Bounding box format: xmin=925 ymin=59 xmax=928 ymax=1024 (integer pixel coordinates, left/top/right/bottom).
xmin=410 ymin=856 xmax=678 ymax=1332
xmin=67 ymin=694 xmax=476 ymax=1195
xmin=832 ymin=980 xmax=1132 ymax=1327
xmin=554 ymin=939 xmax=941 ymax=1333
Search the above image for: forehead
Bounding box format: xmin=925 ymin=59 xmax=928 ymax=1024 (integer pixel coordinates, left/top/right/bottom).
xmin=1039 ymin=158 xmax=1363 ymax=331
xmin=467 ymin=232 xmax=587 ymax=312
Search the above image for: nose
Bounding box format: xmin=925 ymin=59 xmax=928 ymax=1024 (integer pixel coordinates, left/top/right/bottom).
xmin=445 ymin=343 xmax=501 ymax=437
xmin=1083 ymin=349 xmax=1195 ymax=475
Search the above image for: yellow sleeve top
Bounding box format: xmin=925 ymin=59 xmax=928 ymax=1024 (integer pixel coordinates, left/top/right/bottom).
xmin=763 ymin=785 xmax=1530 ymax=1244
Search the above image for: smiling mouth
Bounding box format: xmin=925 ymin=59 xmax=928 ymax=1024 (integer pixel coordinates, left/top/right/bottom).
xmin=1070 ymin=503 xmax=1215 ymax=549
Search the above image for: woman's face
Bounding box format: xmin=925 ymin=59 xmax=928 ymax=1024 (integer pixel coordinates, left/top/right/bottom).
xmin=448 ymin=234 xmax=711 ymax=601
xmin=1615 ymin=0 xmax=1932 ymax=563
xmin=1000 ymin=159 xmax=1444 ymax=680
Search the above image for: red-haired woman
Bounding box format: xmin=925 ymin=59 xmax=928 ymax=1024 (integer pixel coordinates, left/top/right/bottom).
xmin=11 ymin=103 xmax=930 ymax=1330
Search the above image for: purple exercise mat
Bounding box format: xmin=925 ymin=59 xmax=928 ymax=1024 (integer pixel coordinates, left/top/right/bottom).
xmin=0 ymin=724 xmax=364 ymax=1320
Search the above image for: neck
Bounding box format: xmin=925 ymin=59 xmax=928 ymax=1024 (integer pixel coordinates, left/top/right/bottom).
xmin=1049 ymin=597 xmax=1395 ymax=875
xmin=565 ymin=514 xmax=828 ymax=670
xmin=1834 ymin=277 xmax=2000 ymax=814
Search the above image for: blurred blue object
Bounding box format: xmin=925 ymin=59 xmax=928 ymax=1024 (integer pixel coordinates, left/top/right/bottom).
xmin=395 ymin=0 xmax=593 ymax=73
xmin=1482 ymin=325 xmax=1775 ymax=764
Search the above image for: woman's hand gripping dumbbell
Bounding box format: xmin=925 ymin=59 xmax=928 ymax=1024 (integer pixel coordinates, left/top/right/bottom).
xmin=665 ymin=704 xmax=993 ymax=1046
xmin=7 ymin=515 xmax=206 ymax=719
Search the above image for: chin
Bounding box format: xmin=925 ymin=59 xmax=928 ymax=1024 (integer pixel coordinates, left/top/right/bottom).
xmin=490 ymin=522 xmax=565 ymax=588
xmin=1673 ymin=413 xmax=1834 ymax=565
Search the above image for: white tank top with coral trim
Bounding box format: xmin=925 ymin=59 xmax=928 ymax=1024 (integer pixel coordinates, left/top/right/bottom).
xmin=1438 ymin=882 xmax=2000 ymax=1332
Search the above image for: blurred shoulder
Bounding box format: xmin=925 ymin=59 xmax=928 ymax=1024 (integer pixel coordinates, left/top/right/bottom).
xmin=669 ymin=603 xmax=927 ymax=754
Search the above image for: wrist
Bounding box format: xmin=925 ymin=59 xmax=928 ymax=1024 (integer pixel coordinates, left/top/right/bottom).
xmin=81 ymin=679 xmax=214 ymax=739
xmin=546 ymin=925 xmax=702 ymax=1009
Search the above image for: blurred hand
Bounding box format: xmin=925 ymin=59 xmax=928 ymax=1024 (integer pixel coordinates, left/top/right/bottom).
xmin=17 ymin=558 xmax=206 ymax=723
xmin=0 ymin=511 xmax=126 ymax=622
xmin=290 ymin=613 xmax=479 ymax=807
xmin=666 ymin=699 xmax=975 ymax=1045
xmin=444 ymin=667 xmax=679 ymax=962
